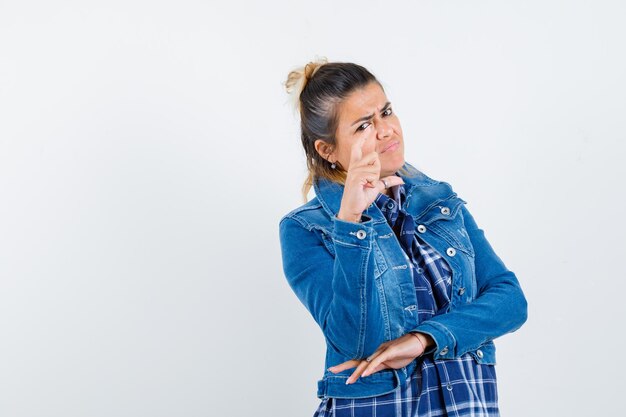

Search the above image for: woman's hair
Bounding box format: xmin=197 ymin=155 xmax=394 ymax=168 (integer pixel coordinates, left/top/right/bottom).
xmin=284 ymin=57 xmax=415 ymax=202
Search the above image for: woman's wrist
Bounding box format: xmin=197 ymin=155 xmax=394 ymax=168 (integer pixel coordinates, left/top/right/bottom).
xmin=410 ymin=332 xmax=434 ymax=350
xmin=337 ymin=209 xmax=362 ymax=223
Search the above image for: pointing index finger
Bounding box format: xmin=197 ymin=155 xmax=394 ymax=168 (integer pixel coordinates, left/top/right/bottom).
xmin=349 ymin=135 xmax=368 ymax=165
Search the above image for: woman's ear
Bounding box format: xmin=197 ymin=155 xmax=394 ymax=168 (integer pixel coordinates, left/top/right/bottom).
xmin=314 ymin=139 xmax=334 ymax=162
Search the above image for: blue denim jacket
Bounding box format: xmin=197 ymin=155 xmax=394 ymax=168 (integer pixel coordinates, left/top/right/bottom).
xmin=278 ymin=162 xmax=528 ymax=399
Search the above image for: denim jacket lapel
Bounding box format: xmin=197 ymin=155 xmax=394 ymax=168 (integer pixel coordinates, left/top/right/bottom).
xmin=312 ymin=161 xmax=453 ymax=224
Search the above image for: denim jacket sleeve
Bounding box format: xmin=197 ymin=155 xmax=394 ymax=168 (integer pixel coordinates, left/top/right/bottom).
xmin=410 ymin=204 xmax=529 ymax=359
xmin=279 ymin=213 xmax=384 ymax=360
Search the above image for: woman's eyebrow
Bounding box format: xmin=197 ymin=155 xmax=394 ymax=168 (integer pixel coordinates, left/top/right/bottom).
xmin=351 ymin=101 xmax=391 ymax=127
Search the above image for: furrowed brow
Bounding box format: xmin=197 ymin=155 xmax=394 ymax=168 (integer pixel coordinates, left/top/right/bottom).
xmin=350 ymin=102 xmax=391 ymax=127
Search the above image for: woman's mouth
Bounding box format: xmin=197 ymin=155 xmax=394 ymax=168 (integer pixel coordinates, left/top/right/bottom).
xmin=381 ymin=141 xmax=400 ymax=153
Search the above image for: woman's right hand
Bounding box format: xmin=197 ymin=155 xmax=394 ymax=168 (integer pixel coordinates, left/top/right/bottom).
xmin=337 ymin=135 xmax=405 ymax=223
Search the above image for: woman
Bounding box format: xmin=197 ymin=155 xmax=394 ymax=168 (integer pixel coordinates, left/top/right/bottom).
xmin=278 ymin=58 xmax=528 ymax=417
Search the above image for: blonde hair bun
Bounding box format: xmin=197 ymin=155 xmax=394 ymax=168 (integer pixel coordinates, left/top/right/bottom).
xmin=284 ymin=56 xmax=329 ymax=114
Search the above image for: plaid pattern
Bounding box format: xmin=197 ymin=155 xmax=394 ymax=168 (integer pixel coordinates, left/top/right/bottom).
xmin=313 ymin=182 xmax=499 ymax=417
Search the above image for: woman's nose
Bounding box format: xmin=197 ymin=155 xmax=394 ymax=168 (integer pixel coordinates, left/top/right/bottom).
xmin=376 ymin=120 xmax=392 ymax=139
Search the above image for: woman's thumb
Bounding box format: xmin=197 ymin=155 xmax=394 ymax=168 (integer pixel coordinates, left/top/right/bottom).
xmin=381 ymin=175 xmax=405 ymax=188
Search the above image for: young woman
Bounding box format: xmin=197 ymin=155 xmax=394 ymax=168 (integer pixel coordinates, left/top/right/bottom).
xmin=278 ymin=58 xmax=528 ymax=417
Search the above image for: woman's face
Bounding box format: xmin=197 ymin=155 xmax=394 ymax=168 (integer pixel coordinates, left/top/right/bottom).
xmin=315 ymin=81 xmax=405 ymax=179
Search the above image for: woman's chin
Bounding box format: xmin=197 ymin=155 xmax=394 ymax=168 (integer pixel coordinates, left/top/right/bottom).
xmin=383 ymin=158 xmax=405 ymax=176
xmin=380 ymin=160 xmax=404 ymax=178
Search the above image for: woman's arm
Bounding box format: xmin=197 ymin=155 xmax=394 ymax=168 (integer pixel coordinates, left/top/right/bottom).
xmin=279 ymin=212 xmax=385 ymax=360
xmin=409 ymin=204 xmax=529 ymax=360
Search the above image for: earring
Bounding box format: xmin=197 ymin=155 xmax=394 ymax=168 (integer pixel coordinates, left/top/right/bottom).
xmin=327 ymin=152 xmax=336 ymax=169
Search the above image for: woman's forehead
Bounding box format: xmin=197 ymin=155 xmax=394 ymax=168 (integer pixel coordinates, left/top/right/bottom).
xmin=337 ymin=83 xmax=388 ymax=125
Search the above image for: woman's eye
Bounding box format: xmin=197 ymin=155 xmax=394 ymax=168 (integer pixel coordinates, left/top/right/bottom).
xmin=356 ymin=108 xmax=392 ymax=132
xmin=357 ymin=122 xmax=370 ymax=132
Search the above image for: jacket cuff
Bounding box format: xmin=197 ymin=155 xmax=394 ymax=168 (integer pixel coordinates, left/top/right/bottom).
xmin=331 ymin=214 xmax=374 ymax=248
xmin=410 ymin=321 xmax=457 ymax=360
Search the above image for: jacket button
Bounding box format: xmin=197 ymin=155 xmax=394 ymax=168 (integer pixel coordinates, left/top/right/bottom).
xmin=356 ymin=230 xmax=367 ymax=239
xmin=458 ymin=287 xmax=465 ymax=295
xmin=446 ymin=247 xmax=456 ymax=256
xmin=441 ymin=207 xmax=450 ymax=215
xmin=440 ymin=347 xmax=449 ymax=355
xmin=417 ymin=224 xmax=426 ymax=233
xmin=446 ymin=383 xmax=453 ymax=391
xmin=476 ymin=349 xmax=483 ymax=358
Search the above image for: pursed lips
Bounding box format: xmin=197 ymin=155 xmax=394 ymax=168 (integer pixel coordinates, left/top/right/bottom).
xmin=380 ymin=140 xmax=399 ymax=153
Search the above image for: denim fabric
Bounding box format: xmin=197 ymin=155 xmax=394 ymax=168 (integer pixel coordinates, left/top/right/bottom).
xmin=311 ymin=183 xmax=500 ymax=416
xmin=313 ymin=356 xmax=498 ymax=417
xmin=278 ymin=161 xmax=528 ymax=399
xmin=374 ymin=184 xmax=453 ymax=320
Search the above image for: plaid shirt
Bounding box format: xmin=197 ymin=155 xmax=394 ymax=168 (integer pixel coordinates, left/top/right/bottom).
xmin=312 ymin=182 xmax=500 ymax=417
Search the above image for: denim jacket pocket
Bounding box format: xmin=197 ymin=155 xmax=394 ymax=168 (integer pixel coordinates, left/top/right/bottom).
xmin=316 ymin=226 xmax=388 ymax=278
xmin=419 ymin=197 xmax=475 ymax=257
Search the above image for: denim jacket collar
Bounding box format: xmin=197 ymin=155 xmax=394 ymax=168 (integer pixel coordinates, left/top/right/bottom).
xmin=312 ymin=161 xmax=454 ymax=223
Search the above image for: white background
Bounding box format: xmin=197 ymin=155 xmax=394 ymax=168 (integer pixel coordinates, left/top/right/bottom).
xmin=1 ymin=1 xmax=625 ymax=416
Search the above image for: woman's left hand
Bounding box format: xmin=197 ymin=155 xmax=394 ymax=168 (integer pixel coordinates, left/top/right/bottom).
xmin=328 ymin=332 xmax=431 ymax=384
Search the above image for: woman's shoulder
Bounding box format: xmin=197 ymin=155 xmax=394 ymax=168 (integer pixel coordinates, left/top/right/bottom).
xmin=400 ymin=161 xmax=446 ymax=187
xmin=279 ymin=196 xmax=329 ymax=230
xmin=400 ymin=162 xmax=468 ymax=220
